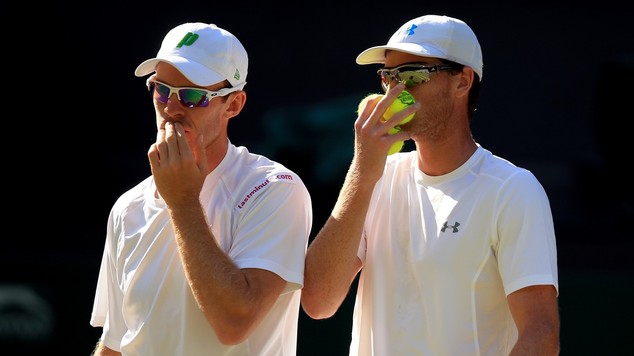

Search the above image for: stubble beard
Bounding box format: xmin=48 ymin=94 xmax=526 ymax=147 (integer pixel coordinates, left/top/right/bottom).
xmin=405 ymin=87 xmax=454 ymax=143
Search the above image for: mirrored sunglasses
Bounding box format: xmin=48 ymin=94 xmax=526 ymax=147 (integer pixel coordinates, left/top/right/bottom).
xmin=377 ymin=63 xmax=456 ymax=91
xmin=146 ymin=78 xmax=240 ymax=108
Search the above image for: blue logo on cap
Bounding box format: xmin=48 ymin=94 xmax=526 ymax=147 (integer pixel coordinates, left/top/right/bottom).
xmin=405 ymin=24 xmax=418 ymax=36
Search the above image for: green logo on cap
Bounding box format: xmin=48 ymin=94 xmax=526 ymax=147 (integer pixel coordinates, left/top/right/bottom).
xmin=234 ymin=69 xmax=240 ymax=81
xmin=176 ymin=32 xmax=199 ymax=48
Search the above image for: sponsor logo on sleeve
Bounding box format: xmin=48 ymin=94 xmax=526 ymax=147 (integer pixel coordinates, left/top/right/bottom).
xmin=236 ymin=174 xmax=295 ymax=209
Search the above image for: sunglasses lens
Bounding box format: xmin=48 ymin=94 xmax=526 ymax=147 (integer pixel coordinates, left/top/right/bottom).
xmin=178 ymin=89 xmax=209 ymax=108
xmin=398 ymin=71 xmax=430 ymax=88
xmin=149 ymin=80 xmax=214 ymax=108
xmin=377 ymin=66 xmax=434 ymax=91
xmin=152 ymin=82 xmax=171 ymax=103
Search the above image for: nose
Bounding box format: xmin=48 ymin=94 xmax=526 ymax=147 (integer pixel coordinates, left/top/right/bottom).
xmin=163 ymin=94 xmax=187 ymax=116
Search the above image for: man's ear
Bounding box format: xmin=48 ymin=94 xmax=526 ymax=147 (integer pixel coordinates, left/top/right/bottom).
xmin=225 ymin=91 xmax=247 ymax=119
xmin=455 ymin=67 xmax=474 ymax=98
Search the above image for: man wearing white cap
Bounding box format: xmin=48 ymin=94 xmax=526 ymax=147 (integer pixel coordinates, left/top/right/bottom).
xmin=302 ymin=15 xmax=560 ymax=355
xmin=90 ymin=22 xmax=312 ymax=355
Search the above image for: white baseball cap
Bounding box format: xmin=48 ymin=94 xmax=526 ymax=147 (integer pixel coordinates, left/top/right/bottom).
xmin=135 ymin=22 xmax=248 ymax=88
xmin=356 ymin=15 xmax=483 ymax=81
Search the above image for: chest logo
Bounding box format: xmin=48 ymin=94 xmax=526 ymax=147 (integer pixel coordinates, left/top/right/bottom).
xmin=441 ymin=221 xmax=461 ymax=233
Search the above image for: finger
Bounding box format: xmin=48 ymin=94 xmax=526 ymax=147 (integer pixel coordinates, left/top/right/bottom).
xmin=173 ymin=122 xmax=194 ymax=162
xmin=164 ymin=122 xmax=179 ymax=162
xmin=148 ymin=143 xmax=160 ymax=171
xmin=357 ymin=93 xmax=382 ymax=119
xmin=151 ymin=126 xmax=167 ymax=164
xmin=372 ymin=83 xmax=407 ymax=125
xmin=383 ymin=101 xmax=420 ymax=129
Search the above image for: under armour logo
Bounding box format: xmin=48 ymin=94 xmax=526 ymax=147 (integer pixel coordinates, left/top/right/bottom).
xmin=441 ymin=221 xmax=460 ymax=233
xmin=176 ymin=32 xmax=199 ymax=48
xmin=405 ymin=24 xmax=418 ymax=36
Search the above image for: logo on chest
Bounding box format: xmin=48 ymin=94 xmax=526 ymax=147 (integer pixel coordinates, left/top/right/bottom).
xmin=441 ymin=221 xmax=461 ymax=233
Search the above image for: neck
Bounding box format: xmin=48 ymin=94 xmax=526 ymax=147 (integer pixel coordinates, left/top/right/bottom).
xmin=414 ymin=135 xmax=477 ymax=176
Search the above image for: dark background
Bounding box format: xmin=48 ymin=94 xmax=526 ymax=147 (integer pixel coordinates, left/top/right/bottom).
xmin=2 ymin=2 xmax=632 ymax=355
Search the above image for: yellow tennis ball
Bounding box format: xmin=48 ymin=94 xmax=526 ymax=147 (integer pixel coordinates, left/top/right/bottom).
xmin=357 ymin=93 xmax=383 ymax=114
xmin=383 ymin=90 xmax=415 ymax=131
xmin=356 ymin=91 xmax=415 ymax=155
xmin=387 ymin=140 xmax=405 ymax=155
xmin=384 ymin=90 xmax=414 ymax=154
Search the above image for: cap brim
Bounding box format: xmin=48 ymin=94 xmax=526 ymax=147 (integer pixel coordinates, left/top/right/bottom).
xmin=356 ymin=43 xmax=447 ymax=65
xmin=134 ymin=56 xmax=225 ymax=87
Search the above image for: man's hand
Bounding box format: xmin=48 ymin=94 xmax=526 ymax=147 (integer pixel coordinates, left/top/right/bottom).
xmin=148 ymin=121 xmax=209 ymax=206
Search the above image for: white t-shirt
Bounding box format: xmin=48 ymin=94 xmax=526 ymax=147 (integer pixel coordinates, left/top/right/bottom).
xmin=91 ymin=141 xmax=312 ymax=356
xmin=351 ymin=145 xmax=558 ymax=356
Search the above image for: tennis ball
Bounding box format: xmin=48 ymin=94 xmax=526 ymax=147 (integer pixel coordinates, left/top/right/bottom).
xmin=386 ymin=140 xmax=405 ymax=155
xmin=383 ymin=90 xmax=415 ymax=132
xmin=357 ymin=93 xmax=383 ymax=115
xmin=356 ymin=91 xmax=415 ymax=155
xmin=357 ymin=90 xmax=414 ymax=155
